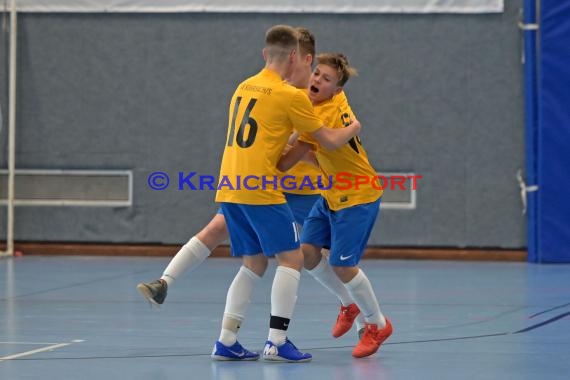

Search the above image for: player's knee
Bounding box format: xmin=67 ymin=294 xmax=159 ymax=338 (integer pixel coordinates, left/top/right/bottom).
xmin=276 ymin=248 xmax=304 ymax=271
xmin=210 ymin=214 xmax=228 ymax=235
xmin=301 ymin=243 xmax=320 ymax=257
xmin=208 ymin=221 xmax=228 ymax=240
xmin=243 ymin=255 xmax=268 ymax=277
xmin=332 ymin=265 xmax=359 ymax=283
xmin=197 ymin=216 xmax=228 ymax=247
xmin=301 ymin=244 xmax=322 ymax=270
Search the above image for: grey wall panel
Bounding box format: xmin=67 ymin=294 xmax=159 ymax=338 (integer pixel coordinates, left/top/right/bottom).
xmin=0 ymin=4 xmax=525 ymax=247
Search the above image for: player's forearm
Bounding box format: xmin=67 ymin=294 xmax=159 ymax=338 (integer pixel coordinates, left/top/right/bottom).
xmin=277 ymin=141 xmax=312 ymax=172
xmin=314 ymin=121 xmax=361 ymax=150
xmin=300 ymin=150 xmax=319 ymax=167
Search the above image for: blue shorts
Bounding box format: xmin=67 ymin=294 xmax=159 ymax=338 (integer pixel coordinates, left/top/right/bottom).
xmin=284 ymin=193 xmax=321 ymax=226
xmin=301 ymin=197 xmax=381 ymax=267
xmin=220 ymin=202 xmax=300 ymax=257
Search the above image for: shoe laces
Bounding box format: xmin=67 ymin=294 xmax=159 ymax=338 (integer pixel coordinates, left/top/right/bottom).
xmin=361 ymin=324 xmax=380 ymax=343
xmin=340 ymin=304 xmax=358 ymax=317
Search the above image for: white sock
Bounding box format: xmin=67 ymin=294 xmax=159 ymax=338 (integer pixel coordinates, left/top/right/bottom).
xmin=307 ymin=255 xmax=354 ymax=306
xmin=223 ymin=266 xmax=261 ymax=322
xmin=268 ymin=266 xmax=301 ymax=345
xmin=355 ymin=314 xmax=366 ymax=332
xmin=218 ymin=329 xmax=237 ymax=347
xmin=161 ymin=236 xmax=211 ymax=286
xmin=316 ymin=249 xmax=364 ymax=331
xmin=344 ymin=269 xmax=386 ymax=327
xmin=218 ymin=266 xmax=260 ymax=346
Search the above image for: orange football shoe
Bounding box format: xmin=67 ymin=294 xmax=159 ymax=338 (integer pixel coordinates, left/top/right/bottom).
xmin=352 ymin=319 xmax=393 ymax=358
xmin=332 ymin=303 xmax=360 ymax=338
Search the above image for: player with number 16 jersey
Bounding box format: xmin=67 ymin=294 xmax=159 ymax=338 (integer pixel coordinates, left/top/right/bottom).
xmin=215 ymin=68 xmax=322 ymax=205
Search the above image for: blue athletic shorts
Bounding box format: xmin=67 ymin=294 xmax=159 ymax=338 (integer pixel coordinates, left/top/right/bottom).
xmin=284 ymin=193 xmax=321 ymax=226
xmin=220 ymin=202 xmax=300 ymax=257
xmin=301 ymin=197 xmax=381 ymax=267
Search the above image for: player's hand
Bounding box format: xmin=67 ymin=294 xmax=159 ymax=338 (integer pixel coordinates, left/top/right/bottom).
xmin=347 ymin=119 xmax=361 ymax=136
xmin=281 ymin=144 xmax=293 ymax=155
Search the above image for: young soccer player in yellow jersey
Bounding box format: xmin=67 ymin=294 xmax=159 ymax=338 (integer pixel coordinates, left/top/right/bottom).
xmin=212 ymin=25 xmax=361 ymax=363
xmin=282 ymin=28 xmax=369 ymax=340
xmin=283 ymin=30 xmax=369 ymax=338
xmin=137 ymin=27 xmax=367 ymax=343
xmin=278 ymin=53 xmax=393 ymax=359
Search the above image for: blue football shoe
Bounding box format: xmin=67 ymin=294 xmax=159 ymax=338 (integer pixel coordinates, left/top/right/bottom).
xmin=211 ymin=340 xmax=260 ymax=361
xmin=262 ymin=338 xmax=312 ymax=363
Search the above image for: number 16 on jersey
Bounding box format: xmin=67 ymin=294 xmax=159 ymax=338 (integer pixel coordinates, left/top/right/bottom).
xmin=227 ymin=97 xmax=258 ymax=148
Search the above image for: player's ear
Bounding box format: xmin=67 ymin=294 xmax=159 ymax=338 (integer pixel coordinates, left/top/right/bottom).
xmin=289 ymin=48 xmax=297 ymax=64
xmin=262 ymin=47 xmax=269 ymax=61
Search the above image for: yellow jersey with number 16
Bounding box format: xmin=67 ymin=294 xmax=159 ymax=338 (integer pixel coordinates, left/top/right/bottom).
xmin=215 ymin=68 xmax=322 ymax=205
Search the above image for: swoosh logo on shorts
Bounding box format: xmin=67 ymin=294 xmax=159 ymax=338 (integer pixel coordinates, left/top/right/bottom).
xmin=340 ymin=254 xmax=353 ymax=261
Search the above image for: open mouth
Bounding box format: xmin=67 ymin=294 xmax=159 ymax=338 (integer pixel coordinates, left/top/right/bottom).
xmin=310 ymin=85 xmax=319 ymax=93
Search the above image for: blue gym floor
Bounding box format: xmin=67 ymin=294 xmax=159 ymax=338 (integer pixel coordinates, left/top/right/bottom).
xmin=1 ymin=256 xmax=569 ymax=379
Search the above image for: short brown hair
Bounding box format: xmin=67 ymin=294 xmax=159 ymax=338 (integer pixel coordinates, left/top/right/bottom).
xmin=265 ymin=25 xmax=299 ymax=59
xmin=316 ymin=53 xmax=358 ymax=86
xmin=295 ymin=27 xmax=316 ymax=57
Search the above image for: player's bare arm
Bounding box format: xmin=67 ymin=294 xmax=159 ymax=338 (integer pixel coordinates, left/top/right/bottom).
xmin=311 ymin=119 xmax=361 ymax=150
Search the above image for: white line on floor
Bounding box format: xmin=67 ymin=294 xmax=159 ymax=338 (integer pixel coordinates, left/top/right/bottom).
xmin=0 ymin=340 xmax=84 ymax=361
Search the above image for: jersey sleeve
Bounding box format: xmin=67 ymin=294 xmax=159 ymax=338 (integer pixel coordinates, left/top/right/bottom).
xmin=334 ymin=91 xmax=357 ymax=120
xmin=288 ymin=90 xmax=323 ymax=134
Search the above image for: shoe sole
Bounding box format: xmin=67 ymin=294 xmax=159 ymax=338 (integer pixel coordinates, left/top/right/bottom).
xmin=211 ymin=355 xmax=259 ymax=361
xmin=352 ymin=347 xmax=381 ymax=358
xmin=136 ymin=283 xmax=162 ymax=305
xmin=262 ymin=356 xmax=312 ymax=363
xmin=332 ymin=325 xmax=353 ymax=338
xmin=352 ymin=329 xmax=392 ymax=358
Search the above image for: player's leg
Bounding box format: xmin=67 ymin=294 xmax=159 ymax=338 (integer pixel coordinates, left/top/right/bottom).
xmin=335 ymin=265 xmax=392 ymax=358
xmin=162 ymin=212 xmax=228 ymax=283
xmin=321 ymin=248 xmax=366 ymax=337
xmin=245 ymin=203 xmax=311 ymax=363
xmin=137 ymin=211 xmax=227 ymax=305
xmin=263 ymin=247 xmax=312 ymax=363
xmin=300 ymin=197 xmax=362 ymax=337
xmin=211 ymin=203 xmax=263 ymax=361
xmin=195 ymin=210 xmax=230 ymax=250
xmin=329 ymin=198 xmax=392 ymax=358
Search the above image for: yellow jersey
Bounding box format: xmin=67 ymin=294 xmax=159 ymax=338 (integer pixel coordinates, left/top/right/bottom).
xmin=282 ymin=91 xmax=351 ymax=195
xmin=215 ymin=68 xmax=323 ymax=205
xmin=300 ymin=94 xmax=382 ymax=210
